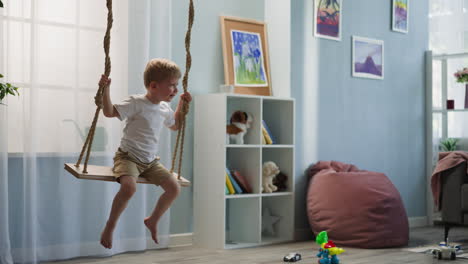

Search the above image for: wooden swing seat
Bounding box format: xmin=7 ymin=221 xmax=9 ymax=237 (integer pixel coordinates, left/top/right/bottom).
xmin=64 ymin=163 xmax=191 ymax=187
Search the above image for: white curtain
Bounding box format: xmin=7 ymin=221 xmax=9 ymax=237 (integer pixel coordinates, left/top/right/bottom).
xmin=429 ymin=0 xmax=468 ymax=54
xmin=0 ymin=0 xmax=172 ymax=263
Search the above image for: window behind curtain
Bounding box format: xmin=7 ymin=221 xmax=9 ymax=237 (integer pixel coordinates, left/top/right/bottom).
xmin=429 ymin=0 xmax=468 ymax=53
xmin=2 ymin=0 xmax=127 ymax=154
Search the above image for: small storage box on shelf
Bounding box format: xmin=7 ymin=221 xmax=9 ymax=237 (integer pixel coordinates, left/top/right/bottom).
xmin=194 ymin=93 xmax=295 ymax=249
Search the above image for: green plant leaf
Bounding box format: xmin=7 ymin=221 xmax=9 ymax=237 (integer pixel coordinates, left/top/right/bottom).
xmin=0 ymin=74 xmax=3 ymax=78
xmin=0 ymin=1 xmax=3 ymax=8
xmin=0 ymin=79 xmax=20 ymax=101
xmin=440 ymin=138 xmax=459 ymax=151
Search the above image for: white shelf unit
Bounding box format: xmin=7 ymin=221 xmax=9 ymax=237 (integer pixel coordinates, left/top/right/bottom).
xmin=193 ymin=93 xmax=295 ymax=249
xmin=425 ymin=51 xmax=468 ymax=224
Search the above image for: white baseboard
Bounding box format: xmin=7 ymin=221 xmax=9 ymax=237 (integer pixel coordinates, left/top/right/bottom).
xmin=169 ymin=233 xmax=193 ymax=247
xmin=409 ymin=216 xmax=429 ymax=228
xmin=175 ymin=230 xmax=316 ymax=245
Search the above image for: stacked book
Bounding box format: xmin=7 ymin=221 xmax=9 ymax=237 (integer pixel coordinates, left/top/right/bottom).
xmin=225 ymin=168 xmax=253 ymax=195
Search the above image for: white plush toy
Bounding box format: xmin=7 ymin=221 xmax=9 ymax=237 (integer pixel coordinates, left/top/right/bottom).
xmin=262 ymin=161 xmax=280 ymax=193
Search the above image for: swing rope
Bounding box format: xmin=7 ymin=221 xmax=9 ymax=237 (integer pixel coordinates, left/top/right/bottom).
xmin=75 ymin=0 xmax=112 ymax=173
xmin=75 ymin=0 xmax=194 ymax=180
xmin=170 ymin=0 xmax=194 ymax=179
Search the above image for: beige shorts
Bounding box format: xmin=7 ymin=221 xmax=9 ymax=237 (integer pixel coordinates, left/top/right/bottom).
xmin=112 ymin=148 xmax=172 ymax=186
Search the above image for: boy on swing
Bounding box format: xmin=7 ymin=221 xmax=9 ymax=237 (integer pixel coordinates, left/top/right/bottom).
xmin=98 ymin=58 xmax=192 ymax=249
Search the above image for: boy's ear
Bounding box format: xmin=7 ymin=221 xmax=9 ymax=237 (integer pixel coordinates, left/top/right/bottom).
xmin=148 ymin=81 xmax=158 ymax=90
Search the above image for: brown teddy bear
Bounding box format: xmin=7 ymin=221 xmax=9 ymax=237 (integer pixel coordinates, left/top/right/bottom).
xmin=273 ymin=171 xmax=288 ymax=192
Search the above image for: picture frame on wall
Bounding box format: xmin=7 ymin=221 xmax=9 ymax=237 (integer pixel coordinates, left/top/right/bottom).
xmin=313 ymin=0 xmax=342 ymax=41
xmin=392 ymin=0 xmax=409 ymax=33
xmin=352 ymin=36 xmax=384 ymax=80
xmin=220 ymin=16 xmax=272 ymax=96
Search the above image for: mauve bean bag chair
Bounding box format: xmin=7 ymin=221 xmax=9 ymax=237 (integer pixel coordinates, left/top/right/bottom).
xmin=307 ymin=161 xmax=409 ymax=248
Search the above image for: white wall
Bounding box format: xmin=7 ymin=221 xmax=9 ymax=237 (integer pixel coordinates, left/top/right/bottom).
xmin=265 ymin=0 xmax=291 ymax=97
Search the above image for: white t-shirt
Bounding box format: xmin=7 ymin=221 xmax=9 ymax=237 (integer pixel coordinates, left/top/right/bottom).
xmin=114 ymin=94 xmax=175 ymax=163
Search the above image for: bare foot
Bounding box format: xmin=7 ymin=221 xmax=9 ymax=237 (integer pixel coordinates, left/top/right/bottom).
xmin=144 ymin=217 xmax=158 ymax=244
xmin=100 ymin=223 xmax=115 ymax=249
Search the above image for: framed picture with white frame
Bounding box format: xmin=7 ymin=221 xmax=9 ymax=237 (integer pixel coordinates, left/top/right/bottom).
xmin=392 ymin=0 xmax=409 ymax=33
xmin=352 ymin=36 xmax=384 ymax=80
xmin=313 ymin=0 xmax=342 ymax=41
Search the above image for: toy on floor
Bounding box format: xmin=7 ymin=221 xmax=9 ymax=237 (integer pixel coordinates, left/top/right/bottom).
xmin=283 ymin=252 xmax=301 ymax=262
xmin=315 ymin=231 xmax=345 ymax=264
xmin=430 ymin=241 xmax=462 ymax=260
xmin=226 ymin=110 xmax=253 ymax=144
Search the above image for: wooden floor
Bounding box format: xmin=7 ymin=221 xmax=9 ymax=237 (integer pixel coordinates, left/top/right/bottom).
xmin=47 ymin=226 xmax=468 ymax=264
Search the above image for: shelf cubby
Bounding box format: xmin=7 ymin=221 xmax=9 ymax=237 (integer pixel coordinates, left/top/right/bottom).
xmin=227 ymin=96 xmax=262 ymax=145
xmin=226 ymin=147 xmax=261 ymax=194
xmin=262 ymin=98 xmax=294 ymax=145
xmin=261 ymin=195 xmax=294 ymax=244
xmin=225 ymin=197 xmax=261 ymax=248
xmin=262 ymin=147 xmax=294 ymax=193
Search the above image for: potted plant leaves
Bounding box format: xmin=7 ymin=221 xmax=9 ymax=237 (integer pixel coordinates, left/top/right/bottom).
xmin=0 ymin=74 xmax=20 ymax=105
xmin=440 ymin=138 xmax=459 ymax=152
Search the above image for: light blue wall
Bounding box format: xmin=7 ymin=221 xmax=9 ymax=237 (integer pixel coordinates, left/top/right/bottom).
xmin=292 ymin=0 xmax=429 ymax=230
xmin=170 ymin=0 xmax=265 ymax=234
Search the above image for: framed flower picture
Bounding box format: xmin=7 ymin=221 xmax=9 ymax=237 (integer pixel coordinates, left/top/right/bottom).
xmin=352 ymin=36 xmax=384 ymax=80
xmin=392 ymin=0 xmax=409 ymax=33
xmin=314 ymin=0 xmax=342 ymax=41
xmin=220 ymin=16 xmax=272 ymax=96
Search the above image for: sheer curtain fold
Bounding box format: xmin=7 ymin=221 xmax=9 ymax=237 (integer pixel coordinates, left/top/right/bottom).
xmin=0 ymin=103 xmax=12 ymax=264
xmin=0 ymin=0 xmax=172 ymax=263
xmin=0 ymin=7 xmax=13 ymax=264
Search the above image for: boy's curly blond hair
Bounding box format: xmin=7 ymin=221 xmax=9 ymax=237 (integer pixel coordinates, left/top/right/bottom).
xmin=144 ymin=58 xmax=181 ymax=87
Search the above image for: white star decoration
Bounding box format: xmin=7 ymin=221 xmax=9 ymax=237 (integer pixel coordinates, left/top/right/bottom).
xmin=262 ymin=207 xmax=280 ymax=236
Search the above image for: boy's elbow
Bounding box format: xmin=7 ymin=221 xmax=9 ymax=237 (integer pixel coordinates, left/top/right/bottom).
xmin=103 ymin=110 xmax=117 ymax=118
xmin=103 ymin=106 xmax=119 ymax=118
xmin=103 ymin=110 xmax=112 ymax=117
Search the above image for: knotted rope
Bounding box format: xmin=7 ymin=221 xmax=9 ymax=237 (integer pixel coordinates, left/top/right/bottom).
xmin=170 ymin=0 xmax=195 ymax=179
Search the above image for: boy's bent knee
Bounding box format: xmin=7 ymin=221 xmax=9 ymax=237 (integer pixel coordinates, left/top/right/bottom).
xmin=161 ymin=177 xmax=180 ymax=198
xmin=119 ymin=176 xmax=137 ymax=197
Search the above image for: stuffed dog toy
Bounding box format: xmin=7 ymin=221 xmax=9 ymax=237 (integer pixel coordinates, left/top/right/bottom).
xmin=226 ymin=110 xmax=253 ymax=144
xmin=262 ymin=161 xmax=280 ymax=193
